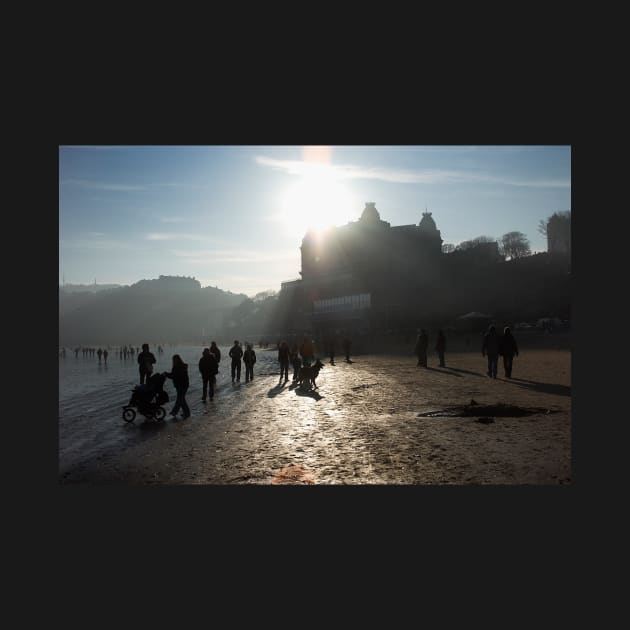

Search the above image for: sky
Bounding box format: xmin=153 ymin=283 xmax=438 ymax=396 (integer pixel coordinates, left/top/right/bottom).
xmin=59 ymin=145 xmax=571 ymax=297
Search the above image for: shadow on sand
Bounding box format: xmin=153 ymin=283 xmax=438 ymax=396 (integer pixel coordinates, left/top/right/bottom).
xmin=424 ymin=366 xmax=462 ymax=377
xmin=294 ymin=387 xmax=323 ymax=401
xmin=267 ymin=382 xmax=288 ymax=398
xmin=444 ymin=367 xmax=486 ymax=378
xmin=505 ymin=377 xmax=571 ymax=397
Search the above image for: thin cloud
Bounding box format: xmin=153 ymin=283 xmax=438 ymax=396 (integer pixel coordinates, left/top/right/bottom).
xmin=255 ymin=156 xmax=570 ymax=188
xmin=144 ymin=232 xmax=219 ymax=243
xmin=60 ymin=179 xmax=147 ymax=192
xmin=168 ymin=248 xmax=298 ymax=264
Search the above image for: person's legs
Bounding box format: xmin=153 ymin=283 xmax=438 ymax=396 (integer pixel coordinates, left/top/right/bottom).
xmin=236 ymin=361 xmax=241 ymax=381
xmin=202 ymin=377 xmax=208 ymax=401
xmin=487 ymin=356 xmax=493 ymax=376
xmin=171 ymin=390 xmax=181 ymax=416
xmin=504 ymin=355 xmax=513 ymax=378
xmin=439 ymin=351 xmax=445 ymax=367
xmin=139 ymin=369 xmax=146 ymax=385
xmin=181 ymin=388 xmax=190 ymax=418
xmin=231 ymin=361 xmax=236 ymax=382
xmin=490 ymin=354 xmax=498 ymax=378
xmin=209 ymin=375 xmax=215 ymax=400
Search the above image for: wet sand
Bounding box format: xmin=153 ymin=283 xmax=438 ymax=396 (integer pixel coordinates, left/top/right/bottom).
xmin=59 ymin=349 xmax=571 ymax=485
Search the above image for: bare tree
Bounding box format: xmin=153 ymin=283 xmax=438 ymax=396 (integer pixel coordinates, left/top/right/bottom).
xmin=442 ymin=243 xmax=455 ymax=253
xmin=500 ymin=231 xmax=531 ymax=260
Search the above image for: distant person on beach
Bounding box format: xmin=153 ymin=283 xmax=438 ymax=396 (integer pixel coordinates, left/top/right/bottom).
xmin=482 ymin=325 xmax=500 ymax=378
xmin=435 ymin=330 xmax=446 ymax=367
xmin=499 ymin=327 xmax=519 ymax=378
xmin=103 ymin=349 xmax=108 ymax=364
xmin=210 ymin=341 xmax=221 ymax=365
xmin=229 ymin=340 xmax=243 ymax=383
xmin=243 ymin=343 xmax=257 ymax=382
xmin=342 ymin=337 xmax=352 ymax=362
xmin=165 ymin=354 xmax=190 ymax=418
xmin=199 ymin=347 xmax=218 ymax=402
xmin=414 ymin=330 xmax=428 ymax=367
xmin=278 ymin=341 xmax=291 ymax=382
xmin=137 ymin=343 xmax=156 ymax=385
xmin=290 ymin=342 xmax=301 ymax=382
xmin=97 ymin=348 xmax=103 ymax=363
xmin=326 ymin=335 xmax=336 ymax=365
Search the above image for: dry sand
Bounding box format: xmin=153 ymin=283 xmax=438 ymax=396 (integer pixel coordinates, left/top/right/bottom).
xmin=59 ymin=349 xmax=571 ymax=485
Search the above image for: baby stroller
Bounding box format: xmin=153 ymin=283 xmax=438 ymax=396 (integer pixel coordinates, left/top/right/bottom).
xmin=122 ymin=372 xmax=169 ymax=422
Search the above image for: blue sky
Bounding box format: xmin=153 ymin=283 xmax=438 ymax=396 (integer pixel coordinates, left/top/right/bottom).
xmin=59 ymin=145 xmax=571 ymax=296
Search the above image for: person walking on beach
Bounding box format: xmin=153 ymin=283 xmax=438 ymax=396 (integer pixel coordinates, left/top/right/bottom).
xmin=278 ymin=341 xmax=291 ymax=382
xmin=210 ymin=341 xmax=221 ymax=365
xmin=97 ymin=348 xmax=103 ymax=363
xmin=103 ymin=349 xmax=108 ymax=364
xmin=137 ymin=343 xmax=156 ymax=385
xmin=290 ymin=342 xmax=301 ymax=382
xmin=342 ymin=337 xmax=352 ymax=362
xmin=229 ymin=340 xmax=243 ymax=383
xmin=326 ymin=335 xmax=336 ymax=365
xmin=499 ymin=326 xmax=519 ymax=378
xmin=414 ymin=329 xmax=428 ymax=367
xmin=199 ymin=348 xmax=218 ymax=402
xmin=165 ymin=354 xmax=190 ymax=418
xmin=482 ymin=325 xmax=500 ymax=378
xmin=435 ymin=330 xmax=446 ymax=367
xmin=243 ymin=343 xmax=257 ymax=382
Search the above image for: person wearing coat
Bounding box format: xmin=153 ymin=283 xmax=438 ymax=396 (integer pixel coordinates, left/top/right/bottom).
xmin=243 ymin=344 xmax=257 ymax=382
xmin=499 ymin=327 xmax=519 ymax=378
xmin=229 ymin=340 xmax=243 ymax=383
xmin=482 ymin=326 xmax=500 ymax=378
xmin=414 ymin=329 xmax=428 ymax=367
xmin=165 ymin=354 xmax=190 ymax=418
xmin=199 ymin=348 xmax=218 ymax=402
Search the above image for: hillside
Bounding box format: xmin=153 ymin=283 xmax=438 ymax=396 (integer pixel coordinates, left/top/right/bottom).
xmin=59 ymin=276 xmax=248 ymax=345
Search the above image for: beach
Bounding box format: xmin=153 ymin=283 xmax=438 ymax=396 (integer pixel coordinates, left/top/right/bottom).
xmin=59 ymin=347 xmax=571 ymax=485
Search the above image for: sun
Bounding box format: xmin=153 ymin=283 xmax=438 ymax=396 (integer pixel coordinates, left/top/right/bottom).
xmin=278 ymin=171 xmax=357 ymax=239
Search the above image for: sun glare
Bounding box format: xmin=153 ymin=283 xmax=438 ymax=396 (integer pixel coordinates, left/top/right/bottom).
xmin=279 ymin=171 xmax=357 ymax=239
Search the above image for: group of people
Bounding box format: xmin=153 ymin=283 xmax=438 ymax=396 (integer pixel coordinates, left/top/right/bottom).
xmin=414 ymin=326 xmax=519 ymax=378
xmin=228 ymin=340 xmax=257 ymax=383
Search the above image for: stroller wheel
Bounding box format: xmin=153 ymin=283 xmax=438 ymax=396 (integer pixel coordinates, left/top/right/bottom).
xmin=153 ymin=407 xmax=166 ymax=421
xmin=122 ymin=407 xmax=136 ymax=422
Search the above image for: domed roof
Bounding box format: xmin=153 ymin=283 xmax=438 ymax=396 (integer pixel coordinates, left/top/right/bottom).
xmin=418 ymin=211 xmax=438 ymax=233
xmin=360 ymin=202 xmax=381 ymax=223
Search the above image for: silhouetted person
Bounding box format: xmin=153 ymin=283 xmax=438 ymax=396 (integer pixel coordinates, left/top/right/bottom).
xmin=300 ymin=336 xmax=315 ymax=368
xmin=342 ymin=337 xmax=352 ymax=362
xmin=103 ymin=349 xmax=108 ymax=364
xmin=499 ymin=327 xmax=519 ymax=378
xmin=278 ymin=341 xmax=291 ymax=382
xmin=74 ymin=348 xmax=79 ymax=358
xmin=97 ymin=348 xmax=103 ymax=363
xmin=482 ymin=325 xmax=500 ymax=378
xmin=210 ymin=341 xmax=221 ymax=366
xmin=326 ymin=336 xmax=336 ymax=365
xmin=435 ymin=330 xmax=446 ymax=367
xmin=199 ymin=348 xmax=218 ymax=402
xmin=229 ymin=340 xmax=243 ymax=383
xmin=243 ymin=344 xmax=257 ymax=382
xmin=137 ymin=343 xmax=156 ymax=385
xmin=165 ymin=354 xmax=190 ymax=418
xmin=290 ymin=343 xmax=302 ymax=382
xmin=415 ymin=330 xmax=428 ymax=367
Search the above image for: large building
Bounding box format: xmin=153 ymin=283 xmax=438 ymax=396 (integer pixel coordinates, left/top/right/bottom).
xmin=278 ymin=202 xmax=462 ymax=337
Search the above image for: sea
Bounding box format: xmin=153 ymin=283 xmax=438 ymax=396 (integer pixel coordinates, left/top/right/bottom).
xmin=58 ymin=344 xmax=280 ymax=476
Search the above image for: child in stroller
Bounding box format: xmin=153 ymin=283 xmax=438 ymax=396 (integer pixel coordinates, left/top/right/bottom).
xmin=122 ymin=372 xmax=170 ymax=422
